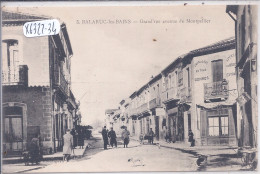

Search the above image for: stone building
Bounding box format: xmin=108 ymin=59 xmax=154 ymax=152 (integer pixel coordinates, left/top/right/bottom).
xmin=2 ymin=11 xmax=78 ymax=156
xmin=226 ymin=5 xmax=258 ymax=148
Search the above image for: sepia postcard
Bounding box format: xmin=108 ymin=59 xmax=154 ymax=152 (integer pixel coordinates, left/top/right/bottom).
xmin=1 ymin=1 xmax=259 ymax=173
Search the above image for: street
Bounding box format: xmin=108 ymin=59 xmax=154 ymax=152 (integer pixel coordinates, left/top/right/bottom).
xmin=29 ymin=133 xmax=198 ymax=172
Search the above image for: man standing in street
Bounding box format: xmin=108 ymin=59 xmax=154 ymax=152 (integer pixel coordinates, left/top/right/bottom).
xmin=101 ymin=126 xmax=108 ymax=150
xmin=121 ymin=127 xmax=130 ymax=148
xmin=108 ymin=127 xmax=117 ymax=148
xmin=148 ymin=128 xmax=155 ymax=144
xmin=63 ymin=129 xmax=73 ymax=162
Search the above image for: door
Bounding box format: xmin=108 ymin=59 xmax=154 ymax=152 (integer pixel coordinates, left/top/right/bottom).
xmin=140 ymin=119 xmax=143 ymax=134
xmin=3 ymin=106 xmax=23 ymax=155
xmin=188 ymin=113 xmax=191 ymax=131
xmin=155 ymin=116 xmax=159 ymax=140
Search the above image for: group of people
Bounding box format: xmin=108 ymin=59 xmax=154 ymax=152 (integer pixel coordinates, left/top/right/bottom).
xmin=101 ymin=126 xmax=117 ymax=149
xmin=101 ymin=126 xmax=130 ymax=149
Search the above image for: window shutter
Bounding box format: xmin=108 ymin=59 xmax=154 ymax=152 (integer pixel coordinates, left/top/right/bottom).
xmin=200 ymin=110 xmax=207 ymax=138
xmin=212 ymin=60 xmax=223 ymax=82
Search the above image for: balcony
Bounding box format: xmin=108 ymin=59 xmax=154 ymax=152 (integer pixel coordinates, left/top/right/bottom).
xmin=178 ymin=86 xmax=192 ymax=103
xmin=161 ymin=87 xmax=178 ymax=103
xmin=137 ymin=103 xmax=149 ymax=115
xmin=204 ymin=80 xmax=229 ymax=102
xmin=53 ymin=71 xmax=69 ymax=97
xmin=149 ymin=97 xmax=161 ymax=110
xmin=2 ymin=65 xmax=28 ymax=86
xmin=129 ymin=108 xmax=137 ymax=117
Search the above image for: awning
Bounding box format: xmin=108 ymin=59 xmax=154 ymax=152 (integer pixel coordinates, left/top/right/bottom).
xmin=138 ymin=111 xmax=151 ymax=119
xmin=167 ymin=107 xmax=178 ymax=116
xmin=197 ymin=101 xmax=236 ymax=110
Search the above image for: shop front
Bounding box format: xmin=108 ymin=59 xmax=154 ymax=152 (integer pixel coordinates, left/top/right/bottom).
xmin=199 ymin=105 xmax=237 ymax=145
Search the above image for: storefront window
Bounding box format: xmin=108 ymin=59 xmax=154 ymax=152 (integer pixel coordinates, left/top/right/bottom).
xmin=208 ymin=117 xmax=219 ymax=136
xmin=208 ymin=116 xmax=228 ymax=136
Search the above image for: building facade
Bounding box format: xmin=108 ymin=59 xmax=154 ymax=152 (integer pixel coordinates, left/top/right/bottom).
xmin=184 ymin=38 xmax=237 ymax=146
xmin=226 ymin=5 xmax=258 ymax=148
xmin=107 ymin=37 xmax=238 ymax=147
xmin=2 ymin=11 xmax=79 ymax=156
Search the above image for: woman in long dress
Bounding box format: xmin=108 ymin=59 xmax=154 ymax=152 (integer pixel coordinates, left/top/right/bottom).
xmin=63 ymin=129 xmax=73 ymax=162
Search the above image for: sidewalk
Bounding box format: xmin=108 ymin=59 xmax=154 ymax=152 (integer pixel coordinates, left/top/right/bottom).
xmin=2 ymin=140 xmax=94 ymax=173
xmin=131 ymin=137 xmax=247 ymax=171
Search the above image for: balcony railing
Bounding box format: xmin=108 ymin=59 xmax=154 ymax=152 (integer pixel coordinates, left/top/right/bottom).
xmin=149 ymin=97 xmax=161 ymax=110
xmin=178 ymin=86 xmax=192 ymax=103
xmin=161 ymin=87 xmax=178 ymax=103
xmin=54 ymin=71 xmax=69 ymax=97
xmin=204 ymin=80 xmax=229 ymax=102
xmin=2 ymin=65 xmax=28 ymax=86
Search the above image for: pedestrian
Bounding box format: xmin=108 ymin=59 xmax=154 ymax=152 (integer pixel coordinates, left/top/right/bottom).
xmin=108 ymin=127 xmax=117 ymax=148
xmin=63 ymin=129 xmax=73 ymax=162
xmin=29 ymin=134 xmax=40 ymax=164
xmin=121 ymin=127 xmax=130 ymax=148
xmin=139 ymin=133 xmax=144 ymax=145
xmin=148 ymin=128 xmax=154 ymax=144
xmin=77 ymin=128 xmax=84 ymax=149
xmin=71 ymin=128 xmax=78 ymax=149
xmin=188 ymin=129 xmax=195 ymax=147
xmin=101 ymin=126 xmax=108 ymax=150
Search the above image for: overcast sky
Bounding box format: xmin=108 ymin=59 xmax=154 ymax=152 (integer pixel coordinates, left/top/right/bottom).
xmin=3 ymin=4 xmax=235 ymax=125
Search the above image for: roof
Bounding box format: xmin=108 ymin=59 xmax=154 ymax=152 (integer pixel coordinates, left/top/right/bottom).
xmin=162 ymin=57 xmax=183 ymax=75
xmin=2 ymin=11 xmax=50 ymax=26
xmin=129 ymin=91 xmax=137 ymax=99
xmin=148 ymin=73 xmax=162 ymax=86
xmin=226 ymin=5 xmax=238 ymax=14
xmin=105 ymin=109 xmax=118 ymax=115
xmin=182 ymin=37 xmax=235 ymax=65
xmin=189 ymin=37 xmax=235 ymax=56
xmin=120 ymin=99 xmax=125 ymax=105
xmin=136 ymin=84 xmax=149 ymax=96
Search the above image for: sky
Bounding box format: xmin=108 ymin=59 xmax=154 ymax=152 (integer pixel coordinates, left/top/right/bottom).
xmin=3 ymin=3 xmax=235 ymax=125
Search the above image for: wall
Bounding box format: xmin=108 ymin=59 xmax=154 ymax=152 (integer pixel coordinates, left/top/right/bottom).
xmin=191 ymin=49 xmax=237 ymax=144
xmin=3 ymin=86 xmax=53 ymax=151
xmin=235 ymin=5 xmax=258 ymax=147
xmin=2 ymin=26 xmax=50 ymax=87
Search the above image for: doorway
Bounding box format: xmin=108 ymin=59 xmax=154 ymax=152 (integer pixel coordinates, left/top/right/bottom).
xmin=3 ymin=106 xmax=23 ymax=155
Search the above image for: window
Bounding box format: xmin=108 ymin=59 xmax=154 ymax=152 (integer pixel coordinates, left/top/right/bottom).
xmin=157 ymin=84 xmax=160 ymax=96
xmin=178 ymin=70 xmax=183 ymax=86
xmin=208 ymin=115 xmax=228 ymax=136
xmin=169 ymin=75 xmax=172 ymax=88
xmin=175 ymin=71 xmax=178 ymax=87
xmin=212 ymin=60 xmax=223 ymax=82
xmin=187 ymin=68 xmax=190 ymax=87
xmin=2 ymin=40 xmax=19 ymax=84
xmin=208 ymin=117 xmax=219 ymax=136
